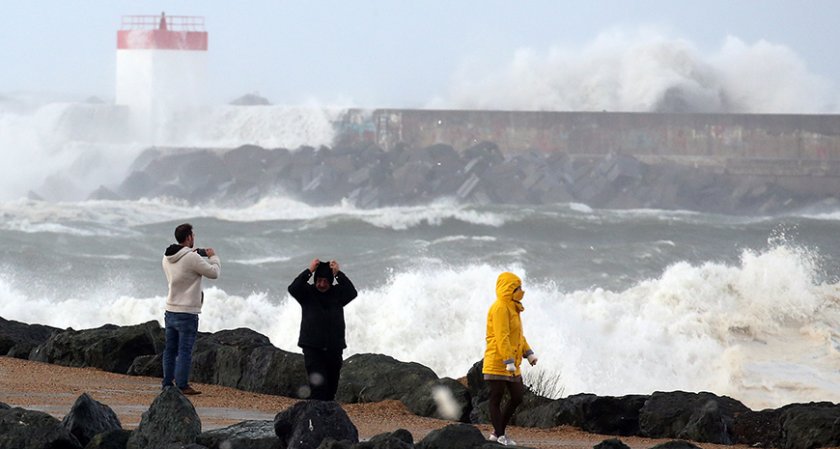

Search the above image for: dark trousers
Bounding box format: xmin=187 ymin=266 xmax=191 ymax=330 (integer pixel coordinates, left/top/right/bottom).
xmin=487 ymin=379 xmax=524 ymax=437
xmin=302 ymin=347 xmax=343 ymax=401
xmin=162 ymin=311 xmax=199 ymax=389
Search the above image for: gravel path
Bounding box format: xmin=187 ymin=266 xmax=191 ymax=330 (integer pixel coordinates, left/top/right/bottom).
xmin=0 ymin=356 xmax=752 ymax=449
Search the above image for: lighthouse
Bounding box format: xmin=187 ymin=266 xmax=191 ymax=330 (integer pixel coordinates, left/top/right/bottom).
xmin=115 ymin=13 xmax=208 ymax=137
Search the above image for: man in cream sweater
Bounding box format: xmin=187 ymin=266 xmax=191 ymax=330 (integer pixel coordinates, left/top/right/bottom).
xmin=161 ymin=223 xmax=221 ymax=395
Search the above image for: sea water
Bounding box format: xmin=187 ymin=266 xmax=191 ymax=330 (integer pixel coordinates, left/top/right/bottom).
xmin=1 ymin=197 xmax=840 ymax=410
xmin=2 ymin=100 xmax=840 ymax=410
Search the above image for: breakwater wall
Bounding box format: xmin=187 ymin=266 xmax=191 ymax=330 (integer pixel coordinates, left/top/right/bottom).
xmin=100 ymin=109 xmax=840 ymax=214
xmin=336 ymin=109 xmax=840 ymax=184
xmin=338 ymin=109 xmax=840 ymax=159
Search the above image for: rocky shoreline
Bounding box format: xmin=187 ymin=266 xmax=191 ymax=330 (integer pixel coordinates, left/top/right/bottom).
xmin=3 ymin=316 xmax=840 ymax=448
xmin=84 ymin=142 xmax=840 ymax=216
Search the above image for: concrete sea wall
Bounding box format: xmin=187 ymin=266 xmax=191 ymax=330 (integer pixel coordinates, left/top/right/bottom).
xmin=334 ymin=109 xmax=840 ymax=199
xmin=338 ymin=109 xmax=840 ymax=159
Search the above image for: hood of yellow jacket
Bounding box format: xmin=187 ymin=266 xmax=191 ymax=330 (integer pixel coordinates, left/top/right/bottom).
xmin=496 ymin=272 xmax=524 ymax=311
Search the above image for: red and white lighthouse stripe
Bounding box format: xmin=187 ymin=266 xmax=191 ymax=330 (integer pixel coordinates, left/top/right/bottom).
xmin=117 ymin=14 xmax=207 ymax=51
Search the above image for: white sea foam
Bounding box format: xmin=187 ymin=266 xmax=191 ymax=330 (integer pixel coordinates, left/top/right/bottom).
xmin=0 ymin=197 xmax=511 ymax=234
xmin=431 ymin=235 xmax=497 ymax=245
xmin=229 ymin=256 xmax=292 ymax=266
xmin=1 ymin=244 xmax=838 ymax=410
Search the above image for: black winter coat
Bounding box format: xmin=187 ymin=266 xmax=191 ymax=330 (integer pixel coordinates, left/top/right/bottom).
xmin=287 ymin=269 xmax=358 ymax=350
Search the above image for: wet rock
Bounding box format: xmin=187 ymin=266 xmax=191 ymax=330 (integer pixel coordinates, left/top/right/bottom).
xmin=197 ymin=419 xmax=279 ymax=449
xmin=0 ymin=406 xmax=82 ymax=449
xmin=731 ymin=407 xmax=784 ymax=447
xmin=87 ymin=185 xmax=124 ymax=201
xmin=30 ymin=320 xmax=163 ymax=374
xmin=336 ymin=353 xmax=438 ymax=403
xmin=84 ymin=429 xmax=132 ymax=449
xmin=274 ymin=400 xmax=358 ymax=449
xmin=351 ymin=429 xmax=414 ymax=449
xmin=511 ymin=393 xmax=646 ymax=435
xmin=230 ymin=93 xmax=271 ymax=106
xmin=648 ymin=441 xmax=703 ymax=449
xmin=415 ymin=423 xmax=485 ymax=449
xmin=103 ymin=135 xmax=834 ymax=215
xmin=127 ymin=354 xmax=163 ymax=378
xmin=239 ymin=346 xmax=308 ymax=398
xmin=315 ymin=438 xmax=354 ymax=449
xmin=594 ymin=438 xmax=631 ymax=449
xmin=0 ymin=316 xmax=58 ymax=358
xmin=61 ymin=393 xmax=122 ymax=447
xmin=190 ymin=328 xmax=273 ymax=388
xmin=126 ymin=386 xmax=202 ymax=449
xmin=638 ymin=391 xmax=749 ymax=444
xmin=511 ymin=399 xmax=569 ymax=428
xmin=402 ymin=378 xmax=472 ymax=422
xmin=575 ymin=394 xmax=647 ymax=436
xmin=117 ymin=170 xmax=156 ymax=199
xmin=779 ymin=402 xmax=840 ymax=449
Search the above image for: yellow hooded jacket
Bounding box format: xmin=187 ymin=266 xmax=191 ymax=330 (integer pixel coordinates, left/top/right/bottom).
xmin=482 ymin=272 xmax=533 ymax=377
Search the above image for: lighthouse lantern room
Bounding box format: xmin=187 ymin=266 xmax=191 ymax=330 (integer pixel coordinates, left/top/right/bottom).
xmin=116 ymin=13 xmax=208 ymax=131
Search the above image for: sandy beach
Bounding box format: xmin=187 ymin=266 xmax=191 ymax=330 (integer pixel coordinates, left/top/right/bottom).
xmin=0 ymin=356 xmax=763 ymax=449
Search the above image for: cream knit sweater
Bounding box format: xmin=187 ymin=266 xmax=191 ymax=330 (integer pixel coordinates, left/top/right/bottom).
xmin=162 ymin=246 xmax=221 ymax=314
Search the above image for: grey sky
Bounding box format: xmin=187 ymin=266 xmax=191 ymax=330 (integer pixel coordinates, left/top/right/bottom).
xmin=2 ymin=1 xmax=839 ymax=110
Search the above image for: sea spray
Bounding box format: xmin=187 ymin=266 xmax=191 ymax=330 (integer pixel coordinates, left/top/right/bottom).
xmin=0 ymin=98 xmax=341 ymax=201
xmin=442 ymin=30 xmax=835 ymax=113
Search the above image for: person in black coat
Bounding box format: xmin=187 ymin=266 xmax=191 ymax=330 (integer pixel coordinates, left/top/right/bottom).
xmin=288 ymin=258 xmax=358 ymax=400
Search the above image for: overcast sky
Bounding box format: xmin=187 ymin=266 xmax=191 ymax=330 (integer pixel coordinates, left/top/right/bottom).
xmin=2 ymin=1 xmax=839 ymax=111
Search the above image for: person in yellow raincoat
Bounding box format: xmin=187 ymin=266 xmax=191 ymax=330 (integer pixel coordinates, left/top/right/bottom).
xmin=482 ymin=272 xmax=538 ymax=446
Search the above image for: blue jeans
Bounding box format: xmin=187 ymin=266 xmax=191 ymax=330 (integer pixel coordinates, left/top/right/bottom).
xmin=162 ymin=311 xmax=199 ymax=389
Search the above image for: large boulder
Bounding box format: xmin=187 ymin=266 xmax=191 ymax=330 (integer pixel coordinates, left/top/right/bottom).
xmin=239 ymin=346 xmax=308 ymax=397
xmin=648 ymin=441 xmax=703 ymax=449
xmin=336 ymin=353 xmax=438 ymax=403
xmin=197 ymin=420 xmax=279 ymax=449
xmin=61 ymin=393 xmax=122 ymax=446
xmin=314 ymin=439 xmax=353 ymax=449
xmin=415 ymin=423 xmax=486 ymax=449
xmin=731 ymin=407 xmax=784 ymax=447
xmin=350 ymin=429 xmax=414 ymax=449
xmin=190 ymin=328 xmax=273 ymax=387
xmin=30 ymin=321 xmax=163 ymax=374
xmin=594 ymin=439 xmax=632 ymax=449
xmin=127 ymin=353 xmax=163 ymax=378
xmin=126 ymin=386 xmax=202 ymax=449
xmin=465 ymin=359 xmax=488 ymax=407
xmin=511 ymin=393 xmax=646 ymax=434
xmin=367 ymin=429 xmax=414 ymax=448
xmin=639 ymin=391 xmax=750 ymax=444
xmin=0 ymin=316 xmax=59 ymax=358
xmin=510 ymin=399 xmax=569 ymax=428
xmin=546 ymin=393 xmax=647 ymax=435
xmin=134 ymin=150 xmax=230 ymax=202
xmin=0 ymin=406 xmax=82 ymax=449
xmin=84 ymin=429 xmax=132 ymax=449
xmin=402 ymin=378 xmax=472 ymax=422
xmin=779 ymin=402 xmax=840 ymax=449
xmin=273 ymin=400 xmax=358 ymax=449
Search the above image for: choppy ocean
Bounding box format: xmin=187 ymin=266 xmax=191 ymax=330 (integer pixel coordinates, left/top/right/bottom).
xmin=2 ymin=100 xmax=840 ymax=411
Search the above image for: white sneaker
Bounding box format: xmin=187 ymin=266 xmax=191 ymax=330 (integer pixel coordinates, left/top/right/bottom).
xmin=497 ymin=435 xmax=517 ymax=446
xmin=488 ymin=433 xmax=498 ymax=442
